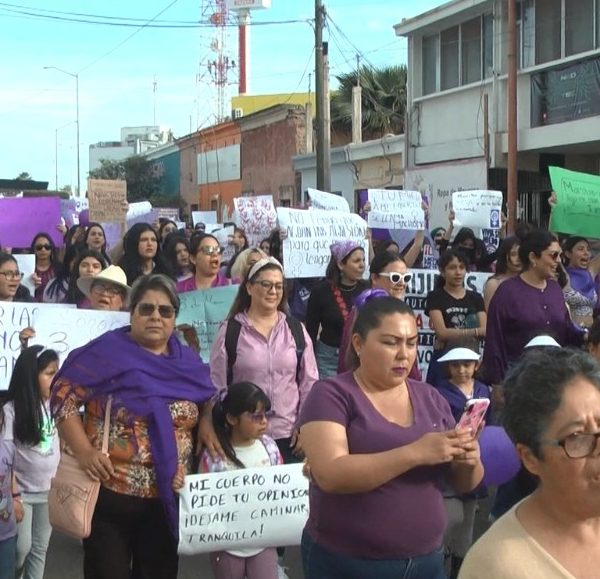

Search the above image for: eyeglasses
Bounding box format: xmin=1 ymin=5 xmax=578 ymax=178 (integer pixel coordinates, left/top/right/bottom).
xmin=379 ymin=272 xmax=413 ymax=285
xmin=248 ymin=410 xmax=276 ymax=423
xmin=541 ymin=431 xmax=600 ymax=459
xmin=137 ymin=302 xmax=177 ymax=318
xmin=35 ymin=244 xmax=52 ymax=251
xmin=547 ymin=251 xmax=562 ymax=261
xmin=91 ymin=283 xmax=125 ymax=297
xmin=252 ymin=280 xmax=285 ymax=293
xmin=0 ymin=271 xmax=23 ymax=280
xmin=197 ymin=246 xmax=223 ymax=256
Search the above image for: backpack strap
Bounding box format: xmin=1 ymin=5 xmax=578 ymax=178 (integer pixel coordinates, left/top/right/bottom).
xmin=224 ymin=318 xmax=242 ymax=387
xmin=285 ymin=315 xmax=306 ymax=384
xmin=261 ymin=436 xmax=283 ymax=466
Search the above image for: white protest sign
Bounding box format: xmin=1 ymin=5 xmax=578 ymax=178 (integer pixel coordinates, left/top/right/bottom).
xmin=29 ymin=307 xmax=129 ymax=365
xmin=126 ymin=201 xmax=153 ymax=220
xmin=212 ymin=226 xmax=236 ymax=262
xmin=204 ymin=223 xmax=222 ymax=234
xmin=178 ymin=464 xmax=309 ymax=555
xmin=13 ymin=254 xmax=36 ymax=295
xmin=307 ymin=188 xmax=350 ymax=212
xmin=233 ymin=195 xmax=277 ymax=245
xmin=404 ymin=270 xmax=491 ymax=375
xmin=277 ymin=208 xmax=368 ymax=278
xmin=367 ymin=189 xmax=425 ymax=231
xmin=452 ymin=190 xmax=503 ymax=230
xmin=192 ymin=211 xmax=218 ymax=227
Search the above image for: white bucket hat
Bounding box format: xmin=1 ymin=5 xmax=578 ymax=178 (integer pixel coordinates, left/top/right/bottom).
xmin=524 ymin=335 xmax=561 ymax=349
xmin=438 ymin=347 xmax=481 ymax=363
xmin=77 ymin=265 xmax=131 ymax=300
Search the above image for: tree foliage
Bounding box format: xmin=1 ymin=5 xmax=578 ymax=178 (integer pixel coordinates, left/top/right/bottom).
xmin=15 ymin=172 xmax=33 ymax=180
xmin=330 ymin=64 xmax=407 ymax=138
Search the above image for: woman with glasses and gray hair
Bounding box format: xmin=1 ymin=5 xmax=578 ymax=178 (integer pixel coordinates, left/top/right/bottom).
xmin=51 ymin=274 xmax=215 ymax=579
xmin=459 ymin=348 xmax=600 ymax=578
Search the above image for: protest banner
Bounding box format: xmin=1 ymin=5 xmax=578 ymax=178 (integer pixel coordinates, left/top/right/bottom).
xmin=452 ymin=190 xmax=503 ymax=230
xmin=192 ymin=211 xmax=218 ymax=227
xmin=404 ymin=270 xmax=491 ymax=375
xmin=233 ymin=195 xmax=277 ymax=245
xmin=178 ymin=463 xmax=309 ymax=555
xmin=307 ymin=188 xmax=350 ymax=212
xmin=176 ymin=285 xmax=239 ymax=361
xmin=88 ymin=179 xmax=128 ymax=223
xmin=277 ymin=208 xmax=368 ymax=278
xmin=13 ymin=254 xmax=35 ymax=294
xmin=549 ymin=166 xmax=600 ymax=238
xmin=29 ymin=307 xmax=129 ymax=365
xmin=367 ymin=189 xmax=426 ymax=231
xmin=0 ymin=197 xmax=62 ymax=247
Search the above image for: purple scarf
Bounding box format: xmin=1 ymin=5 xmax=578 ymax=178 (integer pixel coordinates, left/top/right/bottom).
xmin=566 ymin=266 xmax=597 ymax=302
xmin=51 ymin=326 xmax=215 ymax=534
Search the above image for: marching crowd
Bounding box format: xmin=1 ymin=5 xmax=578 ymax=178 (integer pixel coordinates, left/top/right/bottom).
xmin=0 ymin=200 xmax=599 ymax=579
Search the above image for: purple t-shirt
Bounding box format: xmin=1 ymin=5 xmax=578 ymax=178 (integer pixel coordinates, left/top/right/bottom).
xmin=298 ymin=372 xmax=454 ymax=559
xmin=176 ymin=273 xmax=238 ymax=293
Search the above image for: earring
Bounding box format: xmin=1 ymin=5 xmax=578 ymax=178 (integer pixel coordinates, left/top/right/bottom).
xmin=356 ymin=350 xmax=361 ymax=358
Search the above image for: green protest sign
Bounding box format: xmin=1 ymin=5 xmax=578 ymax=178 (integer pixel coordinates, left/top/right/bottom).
xmin=549 ymin=166 xmax=600 ymax=237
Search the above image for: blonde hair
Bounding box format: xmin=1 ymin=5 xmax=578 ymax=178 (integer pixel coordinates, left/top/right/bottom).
xmin=230 ymin=247 xmax=268 ymax=280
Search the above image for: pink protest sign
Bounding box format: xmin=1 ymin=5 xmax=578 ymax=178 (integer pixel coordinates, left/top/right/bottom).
xmin=0 ymin=197 xmax=63 ymax=248
xmin=233 ymin=195 xmax=277 ymax=246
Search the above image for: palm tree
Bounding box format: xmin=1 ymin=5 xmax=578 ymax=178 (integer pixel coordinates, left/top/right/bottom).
xmin=330 ymin=64 xmax=407 ymax=138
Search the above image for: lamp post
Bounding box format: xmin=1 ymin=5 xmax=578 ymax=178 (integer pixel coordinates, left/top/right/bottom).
xmin=44 ymin=66 xmax=80 ymax=197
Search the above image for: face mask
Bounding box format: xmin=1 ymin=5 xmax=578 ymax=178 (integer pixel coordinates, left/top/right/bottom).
xmin=457 ymin=246 xmax=476 ymax=261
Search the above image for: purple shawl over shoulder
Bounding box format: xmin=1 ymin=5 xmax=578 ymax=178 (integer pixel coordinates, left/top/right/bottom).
xmin=50 ymin=326 xmax=216 ymax=534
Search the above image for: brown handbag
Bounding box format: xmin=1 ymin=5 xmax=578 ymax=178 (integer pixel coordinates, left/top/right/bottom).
xmin=48 ymin=398 xmax=112 ymax=539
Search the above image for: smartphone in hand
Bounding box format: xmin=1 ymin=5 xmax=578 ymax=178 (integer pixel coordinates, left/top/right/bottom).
xmin=456 ymin=398 xmax=490 ymax=432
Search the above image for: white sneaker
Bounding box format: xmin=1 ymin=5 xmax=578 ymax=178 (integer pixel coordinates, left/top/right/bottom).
xmin=277 ymin=564 xmax=291 ymax=579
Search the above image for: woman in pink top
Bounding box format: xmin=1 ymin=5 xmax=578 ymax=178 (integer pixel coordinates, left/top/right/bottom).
xmin=176 ymin=234 xmax=237 ymax=293
xmin=209 ymin=257 xmax=318 ymax=464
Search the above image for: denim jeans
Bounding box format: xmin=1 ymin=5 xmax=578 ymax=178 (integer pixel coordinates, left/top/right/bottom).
xmin=301 ymin=531 xmax=446 ymax=579
xmin=315 ymin=341 xmax=339 ymax=379
xmin=16 ymin=492 xmax=52 ymax=579
xmin=0 ymin=535 xmax=17 ymax=579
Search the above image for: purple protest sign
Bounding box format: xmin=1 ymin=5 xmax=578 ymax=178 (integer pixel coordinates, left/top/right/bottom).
xmin=0 ymin=197 xmax=63 ymax=248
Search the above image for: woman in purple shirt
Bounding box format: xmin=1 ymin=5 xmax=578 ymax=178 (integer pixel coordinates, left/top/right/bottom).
xmin=299 ymin=296 xmax=483 ymax=579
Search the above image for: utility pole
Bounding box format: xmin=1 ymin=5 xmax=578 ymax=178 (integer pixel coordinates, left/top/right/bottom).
xmin=352 ymin=54 xmax=362 ymax=144
xmin=507 ymin=0 xmax=518 ymax=233
xmin=315 ymin=0 xmax=331 ymax=192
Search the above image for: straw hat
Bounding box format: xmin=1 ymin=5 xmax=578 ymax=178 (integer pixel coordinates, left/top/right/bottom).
xmin=77 ymin=265 xmax=131 ymax=299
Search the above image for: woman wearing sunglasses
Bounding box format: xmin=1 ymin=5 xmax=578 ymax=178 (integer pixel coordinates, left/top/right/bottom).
xmin=30 ymin=233 xmax=61 ymax=303
xmin=461 ymin=348 xmax=600 ymax=579
xmin=337 ymin=251 xmax=420 ymax=378
xmin=0 ymin=253 xmax=32 ymax=302
xmin=176 ymin=233 xmax=238 ymax=293
xmin=51 ymin=274 xmax=215 ymax=579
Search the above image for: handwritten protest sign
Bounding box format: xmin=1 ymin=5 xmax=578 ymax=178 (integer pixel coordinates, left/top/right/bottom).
xmin=176 ymin=285 xmax=239 ymax=361
xmin=549 ymin=167 xmax=600 ymax=237
xmin=277 ymin=208 xmax=368 ymax=278
xmin=367 ymin=189 xmax=425 ymax=230
xmin=29 ymin=307 xmax=129 ymax=365
xmin=234 ymin=195 xmax=277 ymax=245
xmin=307 ymin=188 xmax=350 ymax=212
xmin=13 ymin=255 xmax=35 ymax=295
xmin=404 ymin=270 xmax=490 ymax=375
xmin=452 ymin=190 xmax=503 ymax=230
xmin=192 ymin=211 xmax=218 ymax=227
xmin=178 ymin=464 xmax=309 ymax=555
xmin=0 ymin=197 xmax=62 ymax=247
xmin=88 ymin=179 xmax=128 ymax=223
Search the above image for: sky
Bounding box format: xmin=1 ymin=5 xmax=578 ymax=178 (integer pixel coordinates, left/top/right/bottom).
xmin=0 ymin=0 xmax=446 ymax=191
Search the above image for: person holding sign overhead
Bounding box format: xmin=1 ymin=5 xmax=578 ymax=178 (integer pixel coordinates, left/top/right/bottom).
xmin=306 ymin=241 xmax=369 ymax=378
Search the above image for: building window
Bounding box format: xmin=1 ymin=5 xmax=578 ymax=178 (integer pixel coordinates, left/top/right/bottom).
xmin=517 ymin=0 xmax=535 ymax=69
xmin=535 ymin=0 xmax=561 ymax=64
xmin=483 ymin=13 xmax=494 ymax=78
xmin=566 ymin=0 xmax=595 ymax=56
xmin=441 ymin=26 xmax=460 ymax=90
xmin=422 ymin=35 xmax=439 ymax=95
xmin=461 ymin=18 xmax=482 ymax=85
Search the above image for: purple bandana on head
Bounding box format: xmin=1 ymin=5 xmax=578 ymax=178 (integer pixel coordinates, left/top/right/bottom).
xmin=330 ymin=240 xmax=363 ymax=263
xmin=353 ymin=288 xmax=389 ymax=309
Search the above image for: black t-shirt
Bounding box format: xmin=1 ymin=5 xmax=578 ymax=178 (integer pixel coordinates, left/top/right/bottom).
xmin=306 ymin=280 xmax=369 ymax=348
xmin=425 ymin=287 xmax=485 ymax=330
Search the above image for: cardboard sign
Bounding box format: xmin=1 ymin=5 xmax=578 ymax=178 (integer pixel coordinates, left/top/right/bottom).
xmin=452 ymin=190 xmax=503 ymax=230
xmin=549 ymin=166 xmax=600 ymax=237
xmin=29 ymin=307 xmax=129 ymax=365
xmin=12 ymin=254 xmax=36 ymax=295
xmin=176 ymin=285 xmax=239 ymax=361
xmin=233 ymin=195 xmax=277 ymax=245
xmin=276 ymin=208 xmax=368 ymax=278
xmin=0 ymin=197 xmax=63 ymax=247
xmin=192 ymin=211 xmax=218 ymax=227
xmin=178 ymin=464 xmax=309 ymax=555
xmin=88 ymin=179 xmax=128 ymax=223
xmin=307 ymin=188 xmax=350 ymax=212
xmin=367 ymin=189 xmax=425 ymax=231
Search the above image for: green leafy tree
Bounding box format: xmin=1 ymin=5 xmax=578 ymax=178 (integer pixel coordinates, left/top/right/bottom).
xmin=15 ymin=172 xmax=33 ymax=180
xmin=330 ymin=64 xmax=407 ymax=138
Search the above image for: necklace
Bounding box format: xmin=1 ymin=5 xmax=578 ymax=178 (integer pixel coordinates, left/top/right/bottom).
xmin=331 ymin=284 xmax=350 ymax=320
xmin=339 ymin=281 xmax=359 ymax=292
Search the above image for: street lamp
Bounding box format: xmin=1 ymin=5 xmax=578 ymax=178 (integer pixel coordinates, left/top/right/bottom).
xmin=44 ymin=66 xmax=80 ymax=197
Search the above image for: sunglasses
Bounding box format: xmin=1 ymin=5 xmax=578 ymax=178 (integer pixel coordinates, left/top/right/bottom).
xmin=248 ymin=410 xmax=276 ymax=423
xmin=35 ymin=244 xmax=52 ymax=251
xmin=137 ymin=303 xmax=176 ymax=318
xmin=91 ymin=283 xmax=124 ymax=297
xmin=197 ymin=246 xmax=223 ymax=256
xmin=547 ymin=250 xmax=562 ymax=261
xmin=379 ymin=272 xmax=413 ymax=285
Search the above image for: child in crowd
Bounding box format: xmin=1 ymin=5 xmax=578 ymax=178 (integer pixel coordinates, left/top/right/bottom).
xmin=435 ymin=342 xmax=491 ymax=579
xmin=200 ymin=382 xmax=283 ymax=579
xmin=2 ymin=346 xmax=60 ymax=579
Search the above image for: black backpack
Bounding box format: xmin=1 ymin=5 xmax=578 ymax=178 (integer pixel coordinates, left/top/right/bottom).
xmin=224 ymin=316 xmax=306 ymax=386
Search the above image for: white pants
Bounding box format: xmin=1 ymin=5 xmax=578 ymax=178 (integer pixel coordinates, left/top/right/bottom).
xmin=16 ymin=492 xmax=52 ymax=579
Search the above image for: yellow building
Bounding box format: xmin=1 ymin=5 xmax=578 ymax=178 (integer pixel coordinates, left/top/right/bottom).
xmin=231 ymin=93 xmax=315 ymax=118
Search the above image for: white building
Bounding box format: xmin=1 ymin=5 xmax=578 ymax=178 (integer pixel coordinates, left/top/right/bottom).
xmin=395 ymin=0 xmax=600 ymax=228
xmin=89 ymin=125 xmax=173 ymax=171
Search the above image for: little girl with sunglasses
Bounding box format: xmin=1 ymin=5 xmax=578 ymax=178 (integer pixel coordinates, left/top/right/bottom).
xmin=200 ymin=382 xmax=283 ymax=579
